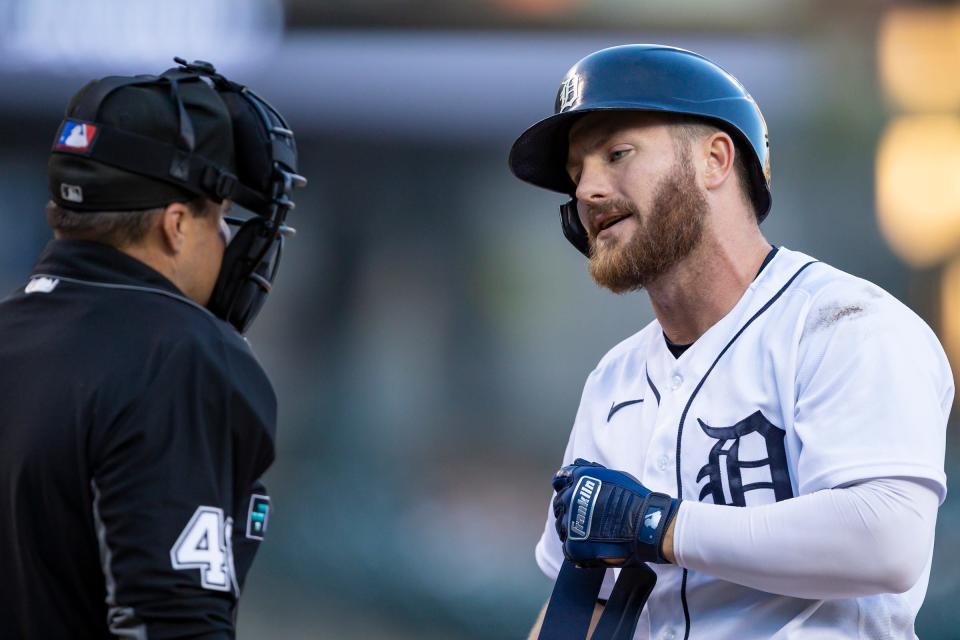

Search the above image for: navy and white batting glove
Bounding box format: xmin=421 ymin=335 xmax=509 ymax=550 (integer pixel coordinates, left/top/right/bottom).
xmin=551 ymin=459 xmax=680 ymax=567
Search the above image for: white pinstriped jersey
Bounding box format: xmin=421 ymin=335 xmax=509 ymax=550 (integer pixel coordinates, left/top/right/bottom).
xmin=537 ymin=247 xmax=952 ymax=640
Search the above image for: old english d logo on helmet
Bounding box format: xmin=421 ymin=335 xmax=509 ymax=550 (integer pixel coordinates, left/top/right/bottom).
xmin=557 ymin=74 xmax=582 ymax=112
xmin=508 ymin=44 xmax=773 ymax=257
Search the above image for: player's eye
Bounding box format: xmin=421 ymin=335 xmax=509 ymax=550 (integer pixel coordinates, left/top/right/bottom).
xmin=608 ymin=148 xmax=630 ymax=162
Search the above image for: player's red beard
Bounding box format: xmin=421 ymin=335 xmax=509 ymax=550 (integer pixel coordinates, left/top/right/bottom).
xmin=586 ymin=153 xmax=707 ymax=293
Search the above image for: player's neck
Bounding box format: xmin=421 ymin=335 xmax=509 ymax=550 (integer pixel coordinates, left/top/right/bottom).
xmin=647 ymin=224 xmax=770 ymax=346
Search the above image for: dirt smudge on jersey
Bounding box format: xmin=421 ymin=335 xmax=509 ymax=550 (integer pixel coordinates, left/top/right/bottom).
xmin=811 ymin=301 xmax=870 ymax=332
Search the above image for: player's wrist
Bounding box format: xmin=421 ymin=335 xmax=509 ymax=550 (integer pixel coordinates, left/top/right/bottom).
xmin=659 ymin=502 xmax=680 ymax=564
xmin=633 ymin=492 xmax=680 ymax=564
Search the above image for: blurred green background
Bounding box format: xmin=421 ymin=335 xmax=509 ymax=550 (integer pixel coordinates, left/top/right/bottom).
xmin=0 ymin=0 xmax=958 ymax=637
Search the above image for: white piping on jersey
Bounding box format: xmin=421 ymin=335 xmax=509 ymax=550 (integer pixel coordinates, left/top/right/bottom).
xmin=91 ymin=480 xmax=148 ymax=640
xmin=28 ymin=273 xmax=217 ymax=320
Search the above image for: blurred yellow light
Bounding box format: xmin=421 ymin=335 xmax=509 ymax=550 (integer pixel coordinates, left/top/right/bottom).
xmin=876 ymin=115 xmax=960 ymax=268
xmin=878 ymin=6 xmax=960 ymax=112
xmin=940 ymin=257 xmax=960 ymax=377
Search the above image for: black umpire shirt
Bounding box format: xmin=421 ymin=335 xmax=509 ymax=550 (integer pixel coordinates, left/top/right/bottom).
xmin=0 ymin=239 xmax=277 ymax=638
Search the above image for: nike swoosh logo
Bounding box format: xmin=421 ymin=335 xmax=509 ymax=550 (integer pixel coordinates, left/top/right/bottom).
xmin=607 ymin=399 xmax=644 ymax=422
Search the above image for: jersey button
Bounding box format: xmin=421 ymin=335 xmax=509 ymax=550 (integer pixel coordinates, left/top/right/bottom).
xmin=657 ymin=454 xmax=671 ymax=471
xmin=670 ymin=374 xmax=683 ymax=390
xmin=662 ymin=629 xmax=677 ymax=640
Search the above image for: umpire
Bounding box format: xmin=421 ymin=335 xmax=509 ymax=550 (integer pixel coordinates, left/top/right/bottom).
xmin=0 ymin=59 xmax=305 ymax=637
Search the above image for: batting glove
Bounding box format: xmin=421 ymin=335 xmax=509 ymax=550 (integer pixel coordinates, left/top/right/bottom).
xmin=552 ymin=459 xmax=680 ymax=567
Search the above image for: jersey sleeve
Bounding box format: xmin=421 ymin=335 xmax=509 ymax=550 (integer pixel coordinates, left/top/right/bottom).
xmin=674 ymin=477 xmax=940 ymax=598
xmin=792 ymin=285 xmax=953 ymax=502
xmin=231 ymin=479 xmax=272 ymax=593
xmin=89 ymin=335 xmax=277 ymax=638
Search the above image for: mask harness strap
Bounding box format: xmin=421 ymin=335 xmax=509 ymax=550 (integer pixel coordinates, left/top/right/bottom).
xmin=166 ymin=76 xmax=195 ymax=152
xmin=538 ymin=560 xmax=657 ymax=640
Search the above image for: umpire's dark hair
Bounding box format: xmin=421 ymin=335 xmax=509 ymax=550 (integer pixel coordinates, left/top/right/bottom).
xmin=46 ymin=197 xmax=210 ymax=248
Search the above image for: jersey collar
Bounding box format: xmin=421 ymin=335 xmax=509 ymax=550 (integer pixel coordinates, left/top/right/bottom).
xmin=31 ymin=239 xmax=184 ymax=296
xmin=648 ymin=247 xmax=814 ymax=377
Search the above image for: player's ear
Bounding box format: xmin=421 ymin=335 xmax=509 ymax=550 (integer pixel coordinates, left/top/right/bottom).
xmin=702 ymin=131 xmax=736 ymax=192
xmin=159 ymin=201 xmax=190 ymax=254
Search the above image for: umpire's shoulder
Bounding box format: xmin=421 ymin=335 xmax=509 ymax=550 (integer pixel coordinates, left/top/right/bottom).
xmin=199 ymin=315 xmax=274 ymax=399
xmin=149 ymin=296 xmax=277 ymax=410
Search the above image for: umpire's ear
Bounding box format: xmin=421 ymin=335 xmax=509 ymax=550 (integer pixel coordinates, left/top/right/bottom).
xmin=159 ymin=201 xmax=192 ymax=255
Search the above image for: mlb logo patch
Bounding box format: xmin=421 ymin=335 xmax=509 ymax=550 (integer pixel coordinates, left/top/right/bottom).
xmin=24 ymin=277 xmax=59 ymax=294
xmin=246 ymin=494 xmax=270 ymax=540
xmin=55 ymin=120 xmax=98 ymax=154
xmin=60 ymin=183 xmax=83 ymax=203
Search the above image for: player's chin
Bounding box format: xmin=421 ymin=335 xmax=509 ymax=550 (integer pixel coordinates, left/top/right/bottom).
xmin=589 ymin=235 xmax=628 ymax=262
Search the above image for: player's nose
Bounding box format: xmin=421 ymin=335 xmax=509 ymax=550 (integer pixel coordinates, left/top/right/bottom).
xmin=574 ymin=157 xmax=613 ymax=205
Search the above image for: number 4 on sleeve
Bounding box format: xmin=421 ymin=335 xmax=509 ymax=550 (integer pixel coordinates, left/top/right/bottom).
xmin=170 ymin=506 xmax=238 ymax=593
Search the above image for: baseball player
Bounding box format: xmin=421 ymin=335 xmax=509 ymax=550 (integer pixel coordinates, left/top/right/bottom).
xmin=0 ymin=59 xmax=305 ymax=637
xmin=509 ymin=45 xmax=952 ymax=639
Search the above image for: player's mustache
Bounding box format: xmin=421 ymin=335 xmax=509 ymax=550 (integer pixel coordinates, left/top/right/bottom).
xmin=586 ymin=199 xmax=641 ymax=235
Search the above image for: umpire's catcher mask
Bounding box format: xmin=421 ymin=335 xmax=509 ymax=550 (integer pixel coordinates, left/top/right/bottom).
xmin=48 ymin=57 xmax=306 ymax=334
xmin=509 ymin=44 xmax=771 ymax=257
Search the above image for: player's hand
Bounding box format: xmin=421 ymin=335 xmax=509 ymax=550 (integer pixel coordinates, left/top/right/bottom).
xmin=551 ymin=459 xmax=680 ymax=567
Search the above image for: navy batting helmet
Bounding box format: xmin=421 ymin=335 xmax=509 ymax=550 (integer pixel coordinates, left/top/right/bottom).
xmin=508 ymin=44 xmax=771 ymax=256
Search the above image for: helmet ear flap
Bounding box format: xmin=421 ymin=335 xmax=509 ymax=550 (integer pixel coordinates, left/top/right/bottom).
xmin=560 ymin=199 xmax=590 ymax=257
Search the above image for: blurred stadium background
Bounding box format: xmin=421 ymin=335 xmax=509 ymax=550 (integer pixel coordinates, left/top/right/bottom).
xmin=1 ymin=0 xmax=959 ymax=637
